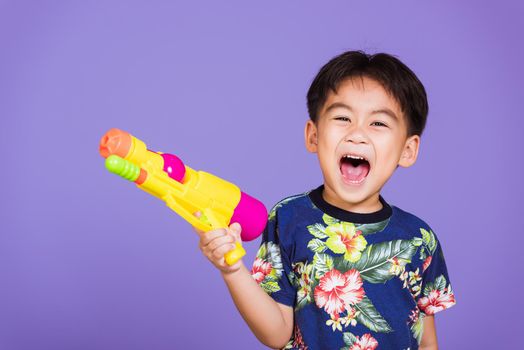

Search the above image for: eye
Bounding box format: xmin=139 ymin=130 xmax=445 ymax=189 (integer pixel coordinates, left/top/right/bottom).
xmin=371 ymin=121 xmax=388 ymax=127
xmin=335 ymin=116 xmax=351 ymax=122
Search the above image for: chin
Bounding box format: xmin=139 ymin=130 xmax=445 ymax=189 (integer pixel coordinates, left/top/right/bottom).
xmin=329 ymin=178 xmax=371 ymax=204
xmin=337 ymin=188 xmax=371 ymax=206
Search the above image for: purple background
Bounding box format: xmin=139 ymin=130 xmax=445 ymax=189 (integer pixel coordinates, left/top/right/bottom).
xmin=1 ymin=1 xmax=522 ymax=349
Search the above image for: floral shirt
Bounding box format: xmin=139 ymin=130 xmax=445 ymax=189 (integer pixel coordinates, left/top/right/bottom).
xmin=251 ymin=186 xmax=456 ymax=350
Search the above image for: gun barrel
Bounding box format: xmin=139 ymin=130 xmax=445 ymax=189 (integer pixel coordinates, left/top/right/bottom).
xmin=99 ymin=128 xmax=133 ymax=159
xmin=105 ymin=155 xmax=148 ymax=184
xmin=99 ymin=128 xmax=268 ymax=256
xmin=100 ymin=128 xmax=186 ymax=183
xmin=105 ymin=155 xmax=140 ymax=181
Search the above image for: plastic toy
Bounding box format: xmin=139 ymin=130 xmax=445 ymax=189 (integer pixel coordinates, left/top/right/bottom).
xmin=99 ymin=128 xmax=268 ymax=265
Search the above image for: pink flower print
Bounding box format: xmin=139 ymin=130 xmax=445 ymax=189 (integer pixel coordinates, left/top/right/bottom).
xmin=314 ymin=268 xmax=365 ymax=319
xmin=349 ymin=333 xmax=379 ymax=350
xmin=408 ymin=309 xmax=419 ymax=324
xmin=290 ymin=324 xmax=308 ymax=350
xmin=422 ymin=256 xmax=432 ymax=272
xmin=251 ymin=257 xmax=272 ymax=284
xmin=418 ymin=288 xmax=456 ymax=315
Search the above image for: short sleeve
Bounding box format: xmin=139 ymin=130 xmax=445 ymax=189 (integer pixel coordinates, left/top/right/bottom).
xmin=416 ymin=230 xmax=457 ymax=316
xmin=250 ymin=206 xmax=296 ymax=307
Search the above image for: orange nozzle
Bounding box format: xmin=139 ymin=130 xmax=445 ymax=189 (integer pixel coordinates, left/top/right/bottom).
xmin=135 ymin=168 xmax=148 ymax=185
xmin=99 ymin=128 xmax=133 ymax=159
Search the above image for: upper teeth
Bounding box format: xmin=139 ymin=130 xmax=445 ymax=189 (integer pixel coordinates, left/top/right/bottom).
xmin=343 ymin=154 xmax=365 ymax=160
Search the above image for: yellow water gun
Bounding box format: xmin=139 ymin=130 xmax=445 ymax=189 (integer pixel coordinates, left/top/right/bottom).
xmin=99 ymin=128 xmax=268 ymax=265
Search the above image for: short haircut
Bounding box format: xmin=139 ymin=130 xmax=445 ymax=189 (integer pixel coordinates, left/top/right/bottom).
xmin=306 ymin=50 xmax=428 ymax=136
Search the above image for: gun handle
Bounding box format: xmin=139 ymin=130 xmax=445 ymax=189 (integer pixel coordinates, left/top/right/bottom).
xmin=202 ymin=209 xmax=246 ymax=266
xmin=164 ymin=193 xmax=246 ymax=265
xmin=224 ymin=242 xmax=246 ymax=266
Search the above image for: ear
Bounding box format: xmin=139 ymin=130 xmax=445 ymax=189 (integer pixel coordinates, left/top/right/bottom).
xmin=398 ymin=135 xmax=420 ymax=168
xmin=304 ymin=120 xmax=318 ymax=153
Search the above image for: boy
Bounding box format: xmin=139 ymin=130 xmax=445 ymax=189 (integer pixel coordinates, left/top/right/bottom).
xmin=195 ymin=50 xmax=456 ymax=350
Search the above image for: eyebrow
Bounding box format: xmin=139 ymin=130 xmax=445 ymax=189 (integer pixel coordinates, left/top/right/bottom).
xmin=324 ymin=102 xmax=399 ymax=121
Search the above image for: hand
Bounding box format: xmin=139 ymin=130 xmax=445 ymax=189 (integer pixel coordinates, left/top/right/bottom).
xmin=193 ymin=212 xmax=243 ymax=274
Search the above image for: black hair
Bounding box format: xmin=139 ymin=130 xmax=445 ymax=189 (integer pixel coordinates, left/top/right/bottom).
xmin=306 ymin=50 xmax=428 ymax=136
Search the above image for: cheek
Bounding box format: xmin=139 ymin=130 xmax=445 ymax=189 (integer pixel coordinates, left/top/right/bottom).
xmin=316 ymin=142 xmax=338 ymax=174
xmin=374 ymin=132 xmax=403 ymax=152
xmin=318 ymin=127 xmax=344 ymax=149
xmin=375 ymin=140 xmax=404 ymax=169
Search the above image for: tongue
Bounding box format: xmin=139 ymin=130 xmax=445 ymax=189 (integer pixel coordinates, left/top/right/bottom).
xmin=341 ymin=161 xmax=370 ymax=182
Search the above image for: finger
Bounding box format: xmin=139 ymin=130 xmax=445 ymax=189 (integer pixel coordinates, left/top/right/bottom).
xmin=229 ymin=222 xmax=242 ymax=242
xmin=200 ymin=228 xmax=228 ymax=245
xmin=205 ymin=234 xmax=235 ymax=252
xmin=212 ymin=243 xmax=237 ymax=260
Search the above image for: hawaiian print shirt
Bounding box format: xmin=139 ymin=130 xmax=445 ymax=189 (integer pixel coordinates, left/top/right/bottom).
xmin=251 ymin=185 xmax=456 ymax=350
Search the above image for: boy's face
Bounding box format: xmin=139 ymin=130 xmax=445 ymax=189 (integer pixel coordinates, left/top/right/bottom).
xmin=305 ymin=76 xmax=420 ymax=213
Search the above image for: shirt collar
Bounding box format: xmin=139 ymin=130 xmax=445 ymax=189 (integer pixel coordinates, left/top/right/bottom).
xmin=308 ymin=185 xmax=392 ymax=224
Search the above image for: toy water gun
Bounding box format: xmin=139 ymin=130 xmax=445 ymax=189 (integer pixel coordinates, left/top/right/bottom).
xmin=99 ymin=128 xmax=268 ymax=265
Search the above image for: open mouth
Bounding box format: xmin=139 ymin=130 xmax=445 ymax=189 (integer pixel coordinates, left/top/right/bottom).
xmin=339 ymin=154 xmax=371 ymax=184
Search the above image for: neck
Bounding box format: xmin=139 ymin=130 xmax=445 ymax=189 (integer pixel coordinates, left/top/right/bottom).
xmin=322 ymin=185 xmax=382 ymax=214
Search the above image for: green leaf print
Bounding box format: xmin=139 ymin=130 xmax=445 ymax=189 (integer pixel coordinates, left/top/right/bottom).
xmin=254 ymin=242 xmax=284 ymax=294
xmin=434 ymin=275 xmax=447 ymax=292
xmin=268 ymin=208 xmax=277 ymax=222
xmin=412 ymin=237 xmax=423 ymax=246
xmin=342 ymin=332 xmax=359 ymax=347
xmin=307 ymin=223 xmax=329 ymax=239
xmin=308 ymin=238 xmax=327 ymax=253
xmin=338 ymin=238 xmax=421 ymax=284
xmin=313 ymin=253 xmax=334 ymax=279
xmin=265 ymin=242 xmax=283 ymax=276
xmin=420 ymin=228 xmax=437 ymax=254
xmin=287 ymin=271 xmax=296 ymax=287
xmin=420 ymin=249 xmax=427 ymax=261
xmin=290 ymin=261 xmax=315 ymax=311
xmin=411 ymin=312 xmax=425 ymax=345
xmin=322 ymin=213 xmax=339 ymax=226
xmin=423 ymin=274 xmax=448 ymax=295
xmin=261 ymin=281 xmax=281 ymax=293
xmin=295 ymin=293 xmax=310 ymax=311
xmin=423 ymin=274 xmax=449 ymax=295
xmin=354 ymin=296 xmax=393 ymax=333
xmin=355 ymin=218 xmax=390 ymax=235
xmin=256 ymin=243 xmax=267 ymax=259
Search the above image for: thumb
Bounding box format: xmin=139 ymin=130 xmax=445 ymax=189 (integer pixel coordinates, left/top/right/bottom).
xmin=229 ymin=222 xmax=242 ymax=242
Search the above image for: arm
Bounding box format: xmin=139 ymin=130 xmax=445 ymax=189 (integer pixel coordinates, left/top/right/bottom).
xmin=195 ymin=219 xmax=294 ymax=349
xmin=222 ymin=263 xmax=294 ymax=349
xmin=419 ymin=315 xmax=438 ymax=350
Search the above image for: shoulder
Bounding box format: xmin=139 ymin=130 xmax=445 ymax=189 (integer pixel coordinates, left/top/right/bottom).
xmin=390 ymin=205 xmax=437 ymax=241
xmin=268 ymin=190 xmax=313 ymax=220
xmin=264 ymin=190 xmax=313 ymax=252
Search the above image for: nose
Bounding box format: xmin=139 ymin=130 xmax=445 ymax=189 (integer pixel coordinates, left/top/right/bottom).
xmin=344 ymin=124 xmax=368 ymax=144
